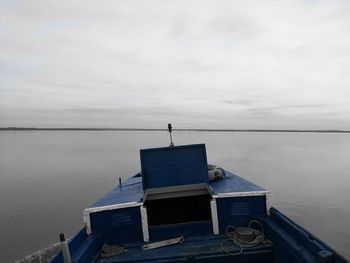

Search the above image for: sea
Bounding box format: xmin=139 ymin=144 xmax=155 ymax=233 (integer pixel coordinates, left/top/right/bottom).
xmin=0 ymin=130 xmax=349 ymax=262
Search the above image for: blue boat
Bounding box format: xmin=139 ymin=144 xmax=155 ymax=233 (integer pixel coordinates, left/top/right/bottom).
xmin=49 ymin=128 xmax=348 ymax=263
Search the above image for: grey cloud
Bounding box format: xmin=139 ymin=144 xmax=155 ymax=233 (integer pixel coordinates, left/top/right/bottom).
xmin=1 ymin=0 xmax=350 ymax=129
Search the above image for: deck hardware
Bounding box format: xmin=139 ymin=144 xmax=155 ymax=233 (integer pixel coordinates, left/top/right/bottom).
xmin=317 ymin=250 xmax=333 ymax=262
xmin=141 ymin=236 xmax=184 ymax=250
xmin=168 ymin=123 xmax=174 ymax=147
xmin=100 ymin=244 xmax=125 ymax=258
xmin=221 ymin=220 xmax=273 ymax=256
xmin=59 ymin=233 xmax=72 ymax=263
xmin=208 ymin=164 xmax=225 ymax=181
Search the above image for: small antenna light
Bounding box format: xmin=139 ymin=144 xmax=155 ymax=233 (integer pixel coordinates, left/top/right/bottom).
xmin=168 ymin=123 xmax=174 ymax=147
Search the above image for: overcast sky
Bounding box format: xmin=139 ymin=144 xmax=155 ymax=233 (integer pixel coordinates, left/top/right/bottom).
xmin=1 ymin=0 xmax=350 ymax=129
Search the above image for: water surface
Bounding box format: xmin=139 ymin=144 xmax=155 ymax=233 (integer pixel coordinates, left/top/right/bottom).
xmin=0 ymin=131 xmax=349 ymax=262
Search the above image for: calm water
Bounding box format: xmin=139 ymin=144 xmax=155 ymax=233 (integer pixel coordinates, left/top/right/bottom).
xmin=0 ymin=131 xmax=350 ymax=262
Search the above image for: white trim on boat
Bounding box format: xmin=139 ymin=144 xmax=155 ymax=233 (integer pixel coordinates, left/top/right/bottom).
xmin=82 ymin=210 xmax=92 ymax=235
xmin=85 ymin=202 xmax=142 ymax=213
xmin=83 ymin=202 xmax=143 ymax=234
xmin=265 ymin=192 xmax=272 ymax=216
xmin=210 ymin=199 xmax=219 ymax=235
xmin=140 ymin=206 xmax=149 ymax=242
xmin=212 ymin=190 xmax=271 ymax=199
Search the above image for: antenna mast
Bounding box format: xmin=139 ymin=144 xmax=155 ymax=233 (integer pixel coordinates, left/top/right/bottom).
xmin=168 ymin=123 xmax=174 ymax=147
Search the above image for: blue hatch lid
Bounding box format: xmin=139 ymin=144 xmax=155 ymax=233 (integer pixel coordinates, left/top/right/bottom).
xmin=140 ymin=144 xmax=209 ymax=190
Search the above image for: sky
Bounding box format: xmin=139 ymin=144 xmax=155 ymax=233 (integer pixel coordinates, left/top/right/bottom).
xmin=1 ymin=0 xmax=350 ymax=129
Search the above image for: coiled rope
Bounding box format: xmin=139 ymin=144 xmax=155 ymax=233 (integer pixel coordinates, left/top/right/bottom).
xmin=221 ymin=220 xmax=273 ymax=256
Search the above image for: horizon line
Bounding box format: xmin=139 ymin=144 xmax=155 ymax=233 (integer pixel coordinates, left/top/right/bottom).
xmin=1 ymin=127 xmax=350 ymax=133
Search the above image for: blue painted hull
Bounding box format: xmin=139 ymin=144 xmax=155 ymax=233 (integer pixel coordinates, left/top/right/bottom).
xmin=49 ymin=185 xmax=348 ymax=263
xmin=50 ymin=207 xmax=348 ymax=263
xmin=49 ymin=144 xmax=348 ymax=263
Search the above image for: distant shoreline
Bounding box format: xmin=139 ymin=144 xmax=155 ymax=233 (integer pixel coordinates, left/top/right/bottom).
xmin=1 ymin=127 xmax=350 ymax=133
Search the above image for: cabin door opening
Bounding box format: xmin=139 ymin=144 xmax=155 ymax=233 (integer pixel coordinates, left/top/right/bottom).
xmin=144 ymin=193 xmax=212 ymax=226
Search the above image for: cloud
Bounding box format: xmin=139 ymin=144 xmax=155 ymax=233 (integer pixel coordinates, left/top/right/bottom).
xmin=1 ymin=0 xmax=350 ymax=128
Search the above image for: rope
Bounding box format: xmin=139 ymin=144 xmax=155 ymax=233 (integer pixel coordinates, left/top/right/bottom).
xmin=221 ymin=220 xmax=273 ymax=256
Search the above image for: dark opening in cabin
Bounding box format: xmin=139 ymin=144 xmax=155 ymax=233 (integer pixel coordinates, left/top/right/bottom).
xmin=145 ymin=194 xmax=212 ymax=226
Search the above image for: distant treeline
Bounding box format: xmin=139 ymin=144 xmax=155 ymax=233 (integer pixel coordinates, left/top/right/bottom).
xmin=1 ymin=127 xmax=350 ymax=133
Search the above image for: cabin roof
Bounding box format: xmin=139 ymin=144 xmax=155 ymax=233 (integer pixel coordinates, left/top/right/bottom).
xmin=89 ymin=171 xmax=266 ymax=209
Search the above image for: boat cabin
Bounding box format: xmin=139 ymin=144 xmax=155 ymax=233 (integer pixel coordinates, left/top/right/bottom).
xmin=83 ymin=144 xmax=271 ymax=244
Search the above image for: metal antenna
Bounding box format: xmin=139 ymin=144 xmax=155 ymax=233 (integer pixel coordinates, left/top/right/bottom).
xmin=168 ymin=123 xmax=174 ymax=147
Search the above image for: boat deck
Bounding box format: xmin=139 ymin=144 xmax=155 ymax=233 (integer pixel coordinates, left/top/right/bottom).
xmin=90 ymin=176 xmax=144 ymax=208
xmin=49 ymin=141 xmax=349 ymax=263
xmin=90 ymin=171 xmax=268 ymax=209
xmin=97 ymin=233 xmax=273 ymax=263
